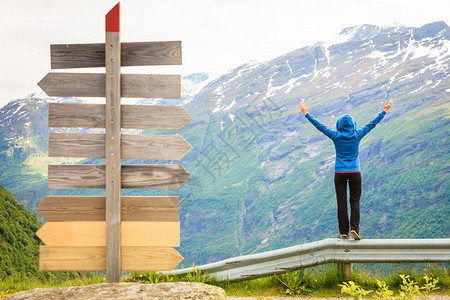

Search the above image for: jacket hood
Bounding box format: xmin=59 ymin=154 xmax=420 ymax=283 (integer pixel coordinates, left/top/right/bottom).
xmin=336 ymin=114 xmax=356 ymax=131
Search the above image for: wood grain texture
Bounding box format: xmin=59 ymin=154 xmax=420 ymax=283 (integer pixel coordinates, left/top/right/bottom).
xmin=105 ymin=30 xmax=122 ymax=283
xmin=49 ymin=103 xmax=105 ymax=128
xmin=122 ymin=134 xmax=192 ymax=160
xmin=48 ymin=103 xmax=192 ymax=130
xmin=48 ymin=164 xmax=191 ymax=189
xmin=122 ymin=222 xmax=180 ymax=247
xmin=36 ymin=196 xmax=179 ymax=222
xmin=36 ymin=221 xmax=180 ymax=247
xmin=121 ymin=41 xmax=182 ymax=67
xmin=121 ymin=74 xmax=180 ymax=99
xmin=49 ymin=133 xmax=192 ymax=160
xmin=122 ymin=246 xmax=183 ymax=271
xmin=122 ymin=196 xmax=179 ymax=222
xmin=39 ymin=246 xmax=183 ymax=271
xmin=38 ymin=73 xmax=181 ymax=99
xmin=121 ymin=165 xmax=191 ymax=189
xmin=38 ymin=222 xmax=106 ymax=246
xmin=49 ymin=133 xmax=105 ymax=158
xmin=40 ymin=246 xmax=106 ymax=271
xmin=36 ymin=196 xmax=106 ymax=222
xmin=121 ymin=105 xmax=192 ymax=130
xmin=50 ymin=41 xmax=182 ymax=69
xmin=48 ymin=165 xmax=106 ymax=189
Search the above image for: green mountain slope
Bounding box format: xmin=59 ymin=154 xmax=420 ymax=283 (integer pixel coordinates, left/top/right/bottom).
xmin=0 ymin=98 xmax=83 ymax=211
xmin=0 ymin=186 xmax=41 ymax=278
xmin=0 ymin=22 xmax=448 ymax=268
xmin=175 ymin=21 xmax=450 ymax=264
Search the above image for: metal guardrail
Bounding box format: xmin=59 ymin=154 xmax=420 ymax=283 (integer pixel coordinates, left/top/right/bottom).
xmin=168 ymin=238 xmax=450 ymax=281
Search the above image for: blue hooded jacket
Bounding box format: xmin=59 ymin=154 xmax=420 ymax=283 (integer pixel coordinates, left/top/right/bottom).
xmin=305 ymin=111 xmax=386 ymax=172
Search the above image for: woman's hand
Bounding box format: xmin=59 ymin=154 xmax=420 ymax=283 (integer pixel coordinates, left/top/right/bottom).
xmin=299 ymin=101 xmax=308 ymax=115
xmin=384 ymin=99 xmax=393 ymax=112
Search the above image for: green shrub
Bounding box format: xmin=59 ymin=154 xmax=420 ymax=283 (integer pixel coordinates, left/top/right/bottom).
xmin=421 ymin=274 xmax=440 ymax=299
xmin=340 ymin=274 xmax=440 ymax=300
xmin=339 ymin=281 xmax=372 ymax=299
xmin=122 ymin=271 xmax=174 ymax=284
xmin=374 ymin=280 xmax=394 ymax=300
xmin=181 ymin=266 xmax=217 ymax=284
xmin=274 ymin=269 xmax=316 ymax=295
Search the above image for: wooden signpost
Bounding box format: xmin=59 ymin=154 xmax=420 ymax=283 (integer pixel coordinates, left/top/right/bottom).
xmin=36 ymin=2 xmax=190 ymax=282
xmin=39 ymin=73 xmax=181 ymax=98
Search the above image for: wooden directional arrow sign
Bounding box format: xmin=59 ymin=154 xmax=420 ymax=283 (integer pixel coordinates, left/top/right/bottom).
xmin=39 ymin=73 xmax=181 ymax=98
xmin=48 ymin=103 xmax=192 ymax=130
xmin=37 ymin=221 xmax=180 ymax=246
xmin=48 ymin=164 xmax=191 ymax=189
xmin=50 ymin=41 xmax=181 ymax=69
xmin=36 ymin=196 xmax=179 ymax=222
xmin=40 ymin=246 xmax=184 ymax=271
xmin=49 ymin=133 xmax=192 ymax=160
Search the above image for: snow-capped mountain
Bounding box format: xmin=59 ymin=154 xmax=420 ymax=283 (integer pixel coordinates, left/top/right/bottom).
xmin=319 ymin=23 xmax=409 ymax=46
xmin=186 ymin=21 xmax=448 ymax=121
xmin=1 ymin=22 xmax=448 ymax=267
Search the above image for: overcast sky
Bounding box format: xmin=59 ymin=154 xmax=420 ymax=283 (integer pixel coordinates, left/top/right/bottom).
xmin=0 ymin=0 xmax=449 ymax=108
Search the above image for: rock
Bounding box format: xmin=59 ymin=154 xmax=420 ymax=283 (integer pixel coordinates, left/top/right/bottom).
xmin=6 ymin=282 xmax=227 ymax=300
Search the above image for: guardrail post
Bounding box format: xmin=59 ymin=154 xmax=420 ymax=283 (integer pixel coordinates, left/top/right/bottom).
xmin=337 ymin=262 xmax=353 ymax=281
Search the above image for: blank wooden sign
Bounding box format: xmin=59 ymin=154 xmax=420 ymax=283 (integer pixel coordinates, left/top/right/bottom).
xmin=50 ymin=41 xmax=182 ymax=69
xmin=36 ymin=196 xmax=179 ymax=222
xmin=39 ymin=73 xmax=181 ymax=99
xmin=49 ymin=133 xmax=192 ymax=160
xmin=39 ymin=246 xmax=184 ymax=271
xmin=48 ymin=103 xmax=192 ymax=130
xmin=48 ymin=164 xmax=191 ymax=189
xmin=37 ymin=221 xmax=180 ymax=247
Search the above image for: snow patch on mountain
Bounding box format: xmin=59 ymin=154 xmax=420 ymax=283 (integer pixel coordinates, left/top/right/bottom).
xmin=286 ymin=60 xmax=293 ymax=75
xmin=0 ymin=99 xmax=34 ymax=127
xmin=322 ymin=46 xmax=332 ymax=65
xmin=182 ymin=73 xmax=211 ymax=104
xmin=211 ymin=62 xmax=263 ymax=114
xmin=401 ymin=32 xmax=449 ymax=64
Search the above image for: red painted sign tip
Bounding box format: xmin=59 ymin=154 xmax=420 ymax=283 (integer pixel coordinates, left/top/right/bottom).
xmin=106 ymin=2 xmax=120 ymax=32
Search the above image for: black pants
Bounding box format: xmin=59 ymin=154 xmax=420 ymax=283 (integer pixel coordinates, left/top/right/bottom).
xmin=334 ymin=172 xmax=362 ymax=234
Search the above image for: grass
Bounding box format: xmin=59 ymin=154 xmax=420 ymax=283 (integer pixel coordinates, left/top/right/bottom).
xmin=0 ymin=273 xmax=104 ymax=299
xmin=1 ymin=264 xmax=449 ymax=299
xmin=218 ymin=265 xmax=361 ymax=298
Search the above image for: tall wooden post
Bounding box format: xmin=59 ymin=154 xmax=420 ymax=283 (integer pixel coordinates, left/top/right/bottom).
xmin=105 ymin=3 xmax=122 ymax=283
xmin=37 ymin=2 xmax=187 ymax=277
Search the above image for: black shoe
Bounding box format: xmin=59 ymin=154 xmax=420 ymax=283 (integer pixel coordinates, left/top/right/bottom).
xmin=351 ymin=230 xmax=361 ymax=240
